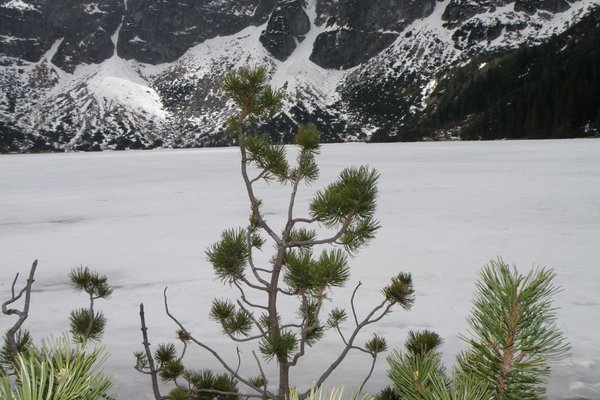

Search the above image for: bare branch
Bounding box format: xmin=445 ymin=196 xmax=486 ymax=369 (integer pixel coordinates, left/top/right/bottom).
xmin=254 ymin=267 xmax=273 ymax=274
xmin=351 ymin=281 xmax=362 ymax=326
xmin=245 ymin=229 xmax=271 ymax=287
xmin=138 ymin=303 xmax=167 ymax=400
xmin=357 ymin=352 xmax=378 ymax=396
xmin=304 ymin=297 xmax=392 ymax=397
xmin=286 ymin=164 xmax=304 ymax=230
xmin=287 ymin=216 xmax=354 ymax=248
xmin=234 ymin=281 xmax=269 ymax=310
xmin=240 ymin=276 xmax=269 ymax=292
xmin=349 ymin=345 xmax=372 ymax=355
xmin=250 ymin=168 xmax=270 ymax=184
xmin=237 ymin=300 xmax=267 ymax=336
xmin=10 ymin=273 xmax=18 ymax=299
xmin=225 ymin=331 xmax=267 ymax=343
xmin=253 ymin=350 xmax=269 ymax=398
xmin=84 ymin=292 xmax=95 ymax=342
xmin=2 ymin=260 xmax=37 ymax=361
xmin=290 ymin=294 xmax=325 ymax=367
xmin=178 ymin=339 xmax=188 ymax=362
xmin=280 ymin=323 xmax=303 ymax=329
xmin=239 ymin=134 xmax=282 ymax=246
xmin=366 ymin=303 xmax=395 ymax=325
xmin=335 ymin=326 xmax=348 ymax=346
xmin=277 ymin=288 xmax=296 ymax=296
xmin=163 ymin=287 xmax=274 ymax=398
xmin=290 ymin=217 xmax=319 ymax=226
xmin=235 ymin=347 xmax=242 ymax=376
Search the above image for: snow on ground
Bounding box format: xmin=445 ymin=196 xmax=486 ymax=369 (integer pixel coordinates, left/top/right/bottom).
xmin=0 ymin=140 xmax=599 ymax=399
xmin=84 ymin=55 xmax=167 ymax=118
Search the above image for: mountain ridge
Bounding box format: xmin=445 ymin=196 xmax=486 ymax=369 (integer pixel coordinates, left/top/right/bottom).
xmin=0 ymin=0 xmax=598 ymax=152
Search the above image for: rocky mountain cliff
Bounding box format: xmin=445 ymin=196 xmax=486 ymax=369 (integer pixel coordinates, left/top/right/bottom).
xmin=0 ymin=0 xmax=598 ymax=152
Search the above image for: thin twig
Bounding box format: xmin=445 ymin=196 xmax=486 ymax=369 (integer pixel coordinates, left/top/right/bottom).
xmin=235 ymin=347 xmax=242 ymax=376
xmin=357 ymin=352 xmax=378 ymax=396
xmin=239 ymin=126 xmax=282 ymax=246
xmin=163 ymin=287 xmax=274 ymax=399
xmin=304 ymin=297 xmax=391 ymax=397
xmin=225 ymin=331 xmax=266 ymax=343
xmin=335 ymin=326 xmax=348 ymax=346
xmin=234 ymin=280 xmax=269 ymax=309
xmin=351 ymin=281 xmax=362 ymax=326
xmin=250 ymin=168 xmax=270 ymax=184
xmin=246 ymin=229 xmax=271 ymax=287
xmin=237 ymin=300 xmax=267 ymax=336
xmin=252 ymin=350 xmax=269 ymax=399
xmin=290 ymin=217 xmax=318 ymax=226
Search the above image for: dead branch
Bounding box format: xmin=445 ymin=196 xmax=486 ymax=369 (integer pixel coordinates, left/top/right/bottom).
xmin=1 ymin=260 xmax=37 ymax=361
xmin=138 ymin=303 xmax=166 ymax=400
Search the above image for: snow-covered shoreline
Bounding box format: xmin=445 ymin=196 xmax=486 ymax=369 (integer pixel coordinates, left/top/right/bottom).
xmin=1 ymin=140 xmax=599 ymax=399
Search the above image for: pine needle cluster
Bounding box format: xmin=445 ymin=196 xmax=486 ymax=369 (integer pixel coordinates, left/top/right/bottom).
xmin=68 ymin=266 xmax=112 ymax=344
xmin=384 ymin=259 xmax=569 ymax=400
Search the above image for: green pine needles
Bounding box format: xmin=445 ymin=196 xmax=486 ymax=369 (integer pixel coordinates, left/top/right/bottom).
xmin=384 ymin=258 xmax=569 ymax=400
xmin=141 ymin=65 xmax=416 ymax=400
xmin=68 ymin=266 xmax=112 ymax=344
xmin=459 ymin=259 xmax=569 ymax=400
xmin=0 ymin=335 xmax=112 ymax=400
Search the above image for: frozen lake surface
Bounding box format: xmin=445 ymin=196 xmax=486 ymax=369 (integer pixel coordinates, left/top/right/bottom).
xmin=1 ymin=140 xmax=599 ymax=399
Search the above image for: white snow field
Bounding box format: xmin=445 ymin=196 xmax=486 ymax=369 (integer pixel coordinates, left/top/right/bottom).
xmin=1 ymin=140 xmax=599 ymax=399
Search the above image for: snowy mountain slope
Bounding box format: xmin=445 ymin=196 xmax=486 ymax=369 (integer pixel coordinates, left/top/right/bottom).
xmin=0 ymin=0 xmax=598 ymax=152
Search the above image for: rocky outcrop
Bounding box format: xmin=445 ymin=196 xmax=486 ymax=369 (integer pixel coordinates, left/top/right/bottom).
xmin=117 ymin=0 xmax=276 ymax=64
xmin=309 ymin=0 xmax=436 ymax=69
xmin=0 ymin=2 xmax=54 ymax=62
xmin=442 ymin=0 xmax=513 ymax=28
xmin=51 ymin=0 xmax=123 ymax=72
xmin=0 ymin=0 xmax=123 ymax=70
xmin=514 ymin=0 xmax=572 ymax=13
xmin=259 ymin=0 xmax=310 ymax=61
xmin=310 ymin=29 xmax=398 ymax=69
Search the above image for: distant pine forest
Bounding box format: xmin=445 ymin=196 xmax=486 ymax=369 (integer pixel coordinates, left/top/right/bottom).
xmin=372 ymin=7 xmax=600 ymax=142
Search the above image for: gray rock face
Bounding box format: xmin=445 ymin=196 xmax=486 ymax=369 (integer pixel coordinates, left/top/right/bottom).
xmin=0 ymin=2 xmax=53 ymax=62
xmin=310 ymin=29 xmax=398 ymax=69
xmin=443 ymin=0 xmax=571 ymax=28
xmin=452 ymin=17 xmax=505 ymax=49
xmin=310 ymin=0 xmax=436 ymax=69
xmin=442 ymin=0 xmax=512 ymax=28
xmin=514 ymin=0 xmax=571 ymax=13
xmin=51 ymin=0 xmax=123 ymax=72
xmin=116 ymin=0 xmax=276 ymax=64
xmin=0 ymin=0 xmax=123 ymax=70
xmin=259 ymin=0 xmax=310 ymax=61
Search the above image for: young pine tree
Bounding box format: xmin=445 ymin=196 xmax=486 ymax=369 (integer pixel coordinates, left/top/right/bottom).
xmin=137 ymin=66 xmax=416 ymax=400
xmin=69 ymin=266 xmax=113 ymax=344
xmin=385 ymin=259 xmax=569 ymax=400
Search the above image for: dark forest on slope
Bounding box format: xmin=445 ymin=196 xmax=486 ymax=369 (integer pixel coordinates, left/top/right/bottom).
xmin=377 ymin=7 xmax=600 ymax=142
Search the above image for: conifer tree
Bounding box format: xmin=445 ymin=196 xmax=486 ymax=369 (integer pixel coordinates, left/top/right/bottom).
xmin=69 ymin=266 xmax=113 ymax=344
xmin=385 ymin=259 xmax=569 ymax=400
xmin=137 ymin=66 xmax=416 ymax=400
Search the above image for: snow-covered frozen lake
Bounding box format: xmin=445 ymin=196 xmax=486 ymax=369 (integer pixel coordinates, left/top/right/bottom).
xmin=1 ymin=140 xmax=599 ymax=399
